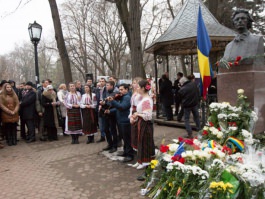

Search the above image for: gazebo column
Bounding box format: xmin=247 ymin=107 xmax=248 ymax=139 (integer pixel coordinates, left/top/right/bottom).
xmin=190 ymin=54 xmax=194 ymax=75
xmin=166 ymin=55 xmax=169 ymax=73
xmin=154 ymin=54 xmax=159 ymax=119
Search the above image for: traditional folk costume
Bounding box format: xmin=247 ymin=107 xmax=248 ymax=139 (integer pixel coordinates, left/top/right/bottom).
xmin=136 ymin=96 xmax=155 ymax=165
xmin=80 ymin=93 xmax=97 ymax=143
xmin=129 ymin=93 xmax=142 ymax=150
xmin=64 ymin=91 xmax=82 ymax=144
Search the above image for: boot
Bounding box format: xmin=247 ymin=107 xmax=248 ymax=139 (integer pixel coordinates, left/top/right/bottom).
xmin=7 ymin=133 xmax=12 ymax=146
xmin=86 ymin=135 xmax=94 ymax=144
xmin=12 ymin=128 xmax=17 ymax=145
xmin=75 ymin=134 xmax=79 ymax=144
xmin=71 ymin=135 xmax=75 ymax=144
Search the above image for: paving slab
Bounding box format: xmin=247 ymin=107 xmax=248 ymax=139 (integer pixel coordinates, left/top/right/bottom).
xmin=0 ymin=124 xmax=188 ymax=199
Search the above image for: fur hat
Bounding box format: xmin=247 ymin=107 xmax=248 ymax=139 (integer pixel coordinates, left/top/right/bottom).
xmin=0 ymin=80 xmax=7 ymax=87
xmin=25 ymin=81 xmax=34 ymax=87
xmin=47 ymin=85 xmax=53 ymax=90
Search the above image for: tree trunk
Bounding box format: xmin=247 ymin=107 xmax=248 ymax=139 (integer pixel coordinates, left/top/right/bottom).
xmin=48 ymin=0 xmax=72 ymax=84
xmin=129 ymin=0 xmax=145 ymax=78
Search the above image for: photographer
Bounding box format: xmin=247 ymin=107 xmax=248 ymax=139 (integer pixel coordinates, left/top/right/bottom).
xmin=101 ymin=81 xmax=119 ymax=153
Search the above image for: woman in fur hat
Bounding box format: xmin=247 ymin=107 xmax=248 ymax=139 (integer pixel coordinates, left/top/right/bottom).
xmin=0 ymin=83 xmax=19 ymax=146
xmin=41 ymin=85 xmax=60 ymax=141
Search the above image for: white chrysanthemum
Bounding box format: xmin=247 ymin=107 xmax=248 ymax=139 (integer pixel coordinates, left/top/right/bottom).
xmin=186 ymin=150 xmax=193 ymax=157
xmin=237 ymin=89 xmax=244 ymax=95
xmin=217 ymin=131 xmax=223 ymax=139
xmin=244 ymin=138 xmax=254 ymax=145
xmin=209 ymin=103 xmax=219 ymax=109
xmin=203 ymin=126 xmax=209 ymax=131
xmin=162 ymin=153 xmax=172 ymax=162
xmin=193 ymin=139 xmax=201 ymax=147
xmin=181 ymin=152 xmax=187 ymax=158
xmin=218 ymin=114 xmax=227 ymax=119
xmin=193 ymin=150 xmax=200 ymax=156
xmin=251 ymin=111 xmax=258 ymax=122
xmin=228 ymin=113 xmax=239 ymax=119
xmin=229 ymin=126 xmax=238 ymax=131
xmin=212 ymin=159 xmax=225 ymax=169
xmin=166 ymin=163 xmax=174 ymax=171
xmin=241 ymin=129 xmax=252 ymax=138
xmin=168 ymin=143 xmax=179 ymax=152
xmin=200 ymin=170 xmax=209 ymax=179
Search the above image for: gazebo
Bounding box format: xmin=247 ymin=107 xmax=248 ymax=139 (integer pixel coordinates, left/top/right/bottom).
xmin=145 ymin=0 xmax=235 ymax=119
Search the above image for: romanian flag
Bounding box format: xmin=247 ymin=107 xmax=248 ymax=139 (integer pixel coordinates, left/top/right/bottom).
xmin=197 ymin=6 xmax=212 ymax=100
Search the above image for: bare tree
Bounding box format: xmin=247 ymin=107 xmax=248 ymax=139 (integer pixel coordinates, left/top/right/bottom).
xmin=61 ymin=0 xmax=128 ymax=80
xmin=48 ymin=0 xmax=72 ymax=84
xmin=106 ymin=0 xmax=145 ymax=78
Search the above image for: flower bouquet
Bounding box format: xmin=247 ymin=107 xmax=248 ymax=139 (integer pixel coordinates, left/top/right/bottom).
xmin=140 ymin=89 xmax=265 ymax=199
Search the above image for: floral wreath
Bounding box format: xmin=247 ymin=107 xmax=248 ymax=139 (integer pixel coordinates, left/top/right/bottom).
xmin=145 ymin=83 xmax=151 ymax=91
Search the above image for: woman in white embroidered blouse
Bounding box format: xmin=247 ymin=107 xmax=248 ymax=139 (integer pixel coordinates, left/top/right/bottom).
xmin=64 ymin=82 xmax=82 ymax=144
xmin=129 ymin=77 xmax=143 ymax=151
xmin=80 ymin=84 xmax=97 ymax=144
xmin=131 ymin=80 xmax=155 ymax=170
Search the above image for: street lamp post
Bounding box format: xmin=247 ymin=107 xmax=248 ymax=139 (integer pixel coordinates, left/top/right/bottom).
xmin=28 ymin=21 xmax=42 ymax=86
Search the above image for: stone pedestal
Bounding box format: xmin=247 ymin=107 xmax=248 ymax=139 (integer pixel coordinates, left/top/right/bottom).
xmin=217 ymin=64 xmax=265 ymax=134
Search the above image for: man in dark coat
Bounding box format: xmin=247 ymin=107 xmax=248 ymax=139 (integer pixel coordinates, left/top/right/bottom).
xmin=95 ymin=78 xmax=107 ymax=143
xmin=20 ymin=81 xmax=37 ymax=142
xmin=159 ymin=74 xmax=174 ymax=121
xmin=109 ymin=83 xmax=134 ymax=162
xmin=173 ymin=72 xmax=183 ymax=117
xmin=102 ymin=81 xmax=119 ymax=153
xmin=178 ymin=77 xmax=201 ymax=138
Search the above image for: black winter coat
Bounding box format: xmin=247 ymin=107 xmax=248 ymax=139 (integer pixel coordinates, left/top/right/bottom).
xmin=20 ymin=89 xmax=36 ymax=120
xmin=41 ymin=92 xmax=59 ymax=128
xmin=178 ymin=81 xmax=200 ymax=108
xmin=159 ymin=79 xmax=174 ymax=106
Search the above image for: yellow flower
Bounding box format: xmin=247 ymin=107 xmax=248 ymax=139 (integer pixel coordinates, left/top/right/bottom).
xmin=168 ymin=182 xmax=173 ymax=187
xmin=150 ymin=160 xmax=158 ymax=169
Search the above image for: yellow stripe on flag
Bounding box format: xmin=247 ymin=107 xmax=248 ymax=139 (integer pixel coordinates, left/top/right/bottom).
xmin=197 ymin=49 xmax=211 ymax=83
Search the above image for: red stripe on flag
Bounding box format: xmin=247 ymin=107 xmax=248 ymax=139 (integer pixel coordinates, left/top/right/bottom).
xmin=203 ymin=76 xmax=211 ymax=100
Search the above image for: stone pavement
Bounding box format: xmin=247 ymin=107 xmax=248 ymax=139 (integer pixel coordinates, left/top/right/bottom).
xmin=0 ymin=124 xmax=189 ymax=199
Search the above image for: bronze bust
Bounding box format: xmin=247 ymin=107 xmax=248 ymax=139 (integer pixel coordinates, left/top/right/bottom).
xmin=223 ymin=9 xmax=264 ymax=67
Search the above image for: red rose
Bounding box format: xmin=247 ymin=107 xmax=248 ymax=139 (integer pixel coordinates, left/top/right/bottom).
xmin=234 ymin=61 xmax=239 ymax=66
xmin=210 ymin=151 xmax=216 ymax=155
xmin=178 ymin=137 xmax=184 ymax=143
xmin=228 ymin=62 xmax=232 ymax=67
xmin=222 ymin=146 xmax=232 ymax=155
xmin=178 ymin=157 xmax=185 ymax=164
xmin=236 ymin=56 xmax=242 ymax=61
xmin=171 ymin=155 xmax=185 ymax=164
xmin=160 ymin=145 xmax=169 ymax=153
xmin=238 ymin=157 xmax=243 ymax=163
xmin=184 ymin=139 xmax=194 ymax=145
xmin=217 ymin=127 xmax=221 ymax=131
xmin=209 ymin=122 xmax=214 ymax=127
xmin=202 ymin=130 xmax=208 ymax=136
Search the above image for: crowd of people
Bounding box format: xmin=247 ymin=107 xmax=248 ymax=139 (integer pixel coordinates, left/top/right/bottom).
xmin=0 ymin=73 xmax=214 ymax=179
xmin=0 ymin=76 xmax=156 ymax=172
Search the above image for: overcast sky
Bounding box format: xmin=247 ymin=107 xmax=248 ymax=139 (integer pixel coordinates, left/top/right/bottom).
xmin=0 ymin=0 xmax=64 ymax=55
